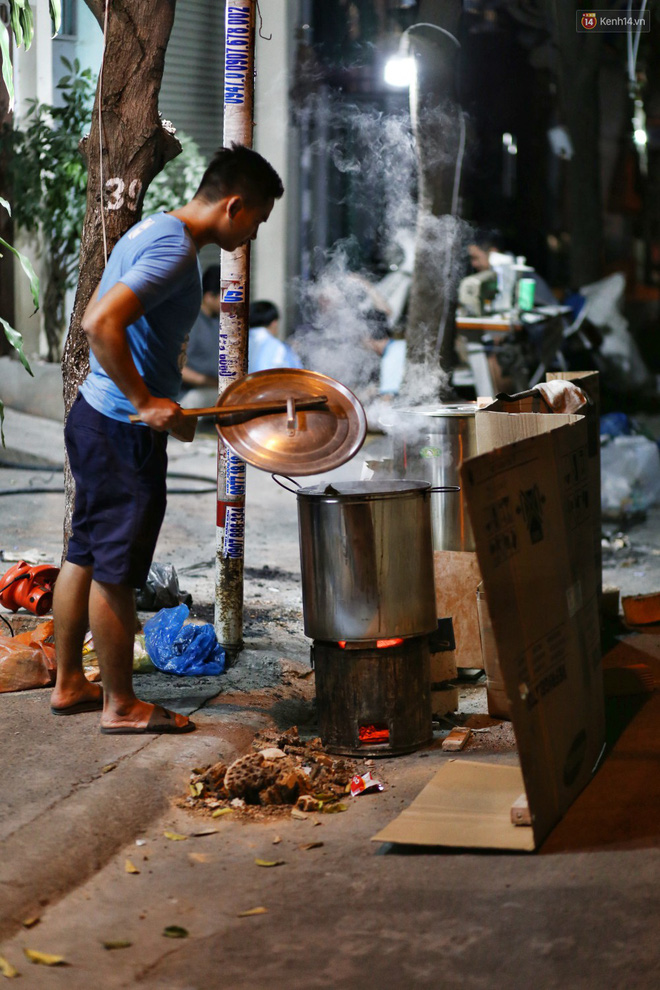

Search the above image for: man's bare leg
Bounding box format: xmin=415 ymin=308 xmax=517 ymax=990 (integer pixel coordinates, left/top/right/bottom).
xmin=91 ymin=580 xmax=192 ymax=731
xmin=51 ymin=560 xmax=103 ymax=711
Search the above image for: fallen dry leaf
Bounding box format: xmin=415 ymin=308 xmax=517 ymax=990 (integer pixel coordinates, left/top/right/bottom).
xmin=254 ymin=858 xmax=285 ymax=868
xmin=272 ymin=835 xmax=282 ymax=844
xmin=189 ymin=828 xmax=219 ymax=837
xmin=102 ymin=940 xmax=132 ymax=951
xmin=101 ymin=763 xmax=117 ymax=774
xmin=162 ymin=926 xmax=188 ymax=939
xmin=125 ymin=859 xmax=140 ymax=874
xmin=0 ymin=955 xmax=19 ymax=978
xmin=299 ymin=842 xmax=324 ymax=851
xmin=22 ymin=917 xmax=40 ymax=929
xmin=23 ymin=949 xmax=66 ymax=966
xmin=163 ymin=831 xmax=187 ymax=841
xmin=237 ymin=907 xmax=268 ymax=918
xmin=211 ymin=808 xmax=233 ymax=819
xmin=322 ymin=803 xmax=348 ymax=814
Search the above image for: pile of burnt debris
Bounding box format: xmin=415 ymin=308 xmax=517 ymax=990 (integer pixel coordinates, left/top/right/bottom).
xmin=184 ymin=727 xmax=357 ymax=818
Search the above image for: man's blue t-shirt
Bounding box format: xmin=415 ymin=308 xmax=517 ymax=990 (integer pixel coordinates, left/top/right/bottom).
xmin=81 ymin=213 xmax=202 ymax=423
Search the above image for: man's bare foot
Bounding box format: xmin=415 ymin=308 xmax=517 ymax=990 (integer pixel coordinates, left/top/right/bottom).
xmin=100 ymin=702 xmax=195 ymax=734
xmin=50 ymin=681 xmax=103 ymax=716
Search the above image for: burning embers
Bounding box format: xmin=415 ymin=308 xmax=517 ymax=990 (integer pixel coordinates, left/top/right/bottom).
xmin=184 ymin=727 xmax=357 ymax=817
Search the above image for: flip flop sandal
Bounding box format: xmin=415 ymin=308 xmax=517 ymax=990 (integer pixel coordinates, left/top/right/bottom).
xmin=51 ymin=697 xmax=104 ymax=716
xmin=100 ymin=703 xmax=196 ymax=735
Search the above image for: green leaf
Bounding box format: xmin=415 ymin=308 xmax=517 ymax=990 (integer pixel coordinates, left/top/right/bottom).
xmin=0 ymin=20 xmax=14 ymax=110
xmin=0 ymin=317 xmax=34 ymax=377
xmin=10 ymin=1 xmax=24 ymax=48
xmin=20 ymin=2 xmax=35 ymax=50
xmin=49 ymin=0 xmax=62 ymax=36
xmin=0 ymin=236 xmax=39 ymax=312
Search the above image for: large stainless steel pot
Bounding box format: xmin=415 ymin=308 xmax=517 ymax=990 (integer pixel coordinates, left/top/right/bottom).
xmin=391 ymin=403 xmax=477 ymax=552
xmin=275 ymin=478 xmax=455 ymax=642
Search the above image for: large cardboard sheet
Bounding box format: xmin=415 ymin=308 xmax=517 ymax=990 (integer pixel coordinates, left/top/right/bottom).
xmin=372 ymin=760 xmax=535 ymax=851
xmin=372 ymin=415 xmax=605 ymax=851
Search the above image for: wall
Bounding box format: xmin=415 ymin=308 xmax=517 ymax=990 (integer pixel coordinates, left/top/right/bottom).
xmin=253 ymin=0 xmax=299 ymax=335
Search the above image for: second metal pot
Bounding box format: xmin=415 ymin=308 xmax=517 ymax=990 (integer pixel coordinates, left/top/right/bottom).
xmin=391 ymin=403 xmax=478 ymax=552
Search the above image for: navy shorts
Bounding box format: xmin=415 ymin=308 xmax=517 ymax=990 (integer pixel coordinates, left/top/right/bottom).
xmin=65 ymin=393 xmax=168 ymax=587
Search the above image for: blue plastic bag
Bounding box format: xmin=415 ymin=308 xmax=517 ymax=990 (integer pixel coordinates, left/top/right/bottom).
xmin=143 ymin=604 xmax=225 ymax=676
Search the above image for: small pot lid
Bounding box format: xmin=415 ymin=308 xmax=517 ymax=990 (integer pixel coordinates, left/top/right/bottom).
xmin=217 ymin=369 xmax=367 ymax=475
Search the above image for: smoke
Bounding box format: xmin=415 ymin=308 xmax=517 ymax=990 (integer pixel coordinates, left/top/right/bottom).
xmin=290 ymin=93 xmax=477 ymax=407
xmin=325 ymin=104 xmax=418 ymax=237
xmin=292 ymin=240 xmax=385 ymax=393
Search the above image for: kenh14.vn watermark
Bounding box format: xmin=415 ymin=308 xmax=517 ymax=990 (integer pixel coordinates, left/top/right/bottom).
xmin=577 ymin=9 xmax=650 ymax=32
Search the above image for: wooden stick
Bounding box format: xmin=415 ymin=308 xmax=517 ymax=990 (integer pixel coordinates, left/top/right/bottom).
xmin=128 ymin=395 xmax=328 ymax=425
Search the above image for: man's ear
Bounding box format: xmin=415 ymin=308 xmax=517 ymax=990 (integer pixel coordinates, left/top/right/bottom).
xmin=227 ymin=195 xmax=243 ymax=220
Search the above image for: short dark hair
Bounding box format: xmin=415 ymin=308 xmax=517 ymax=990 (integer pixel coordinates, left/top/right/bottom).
xmin=202 ymin=265 xmax=221 ymax=296
xmin=195 ymin=143 xmax=284 ymax=207
xmin=249 ymin=300 xmax=279 ymax=328
xmin=471 ymin=227 xmax=505 ymax=252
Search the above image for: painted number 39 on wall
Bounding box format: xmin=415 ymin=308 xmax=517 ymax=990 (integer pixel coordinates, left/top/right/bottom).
xmin=104 ymin=177 xmax=143 ymax=211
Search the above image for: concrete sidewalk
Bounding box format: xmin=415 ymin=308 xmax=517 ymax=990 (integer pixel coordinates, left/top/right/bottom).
xmin=0 ymin=405 xmax=371 ymax=941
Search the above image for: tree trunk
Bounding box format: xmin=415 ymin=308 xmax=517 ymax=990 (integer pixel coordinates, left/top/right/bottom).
xmin=547 ymin=0 xmax=603 ymax=289
xmin=60 ymin=0 xmax=181 ymax=547
xmin=402 ymin=0 xmax=463 ymax=403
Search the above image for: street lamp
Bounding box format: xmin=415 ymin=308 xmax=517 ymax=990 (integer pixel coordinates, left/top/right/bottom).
xmin=383 ymin=53 xmax=416 ymax=89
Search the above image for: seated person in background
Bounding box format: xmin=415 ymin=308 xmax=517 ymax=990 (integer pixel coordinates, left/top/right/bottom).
xmin=179 ymin=264 xmax=221 ymax=409
xmin=465 ymin=229 xmax=556 ymax=309
xmin=248 ymin=300 xmax=302 ymax=373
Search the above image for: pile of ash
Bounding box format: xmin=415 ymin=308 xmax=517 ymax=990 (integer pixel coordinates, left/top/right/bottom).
xmin=183 ymin=726 xmax=357 ymax=819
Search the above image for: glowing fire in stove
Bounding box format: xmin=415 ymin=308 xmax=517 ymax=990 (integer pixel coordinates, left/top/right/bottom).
xmin=337 ymin=638 xmax=404 ymax=649
xmin=359 ymin=724 xmax=390 ymax=744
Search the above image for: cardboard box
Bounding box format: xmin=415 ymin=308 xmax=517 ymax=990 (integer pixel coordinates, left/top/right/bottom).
xmin=476 ymin=583 xmax=510 ymax=720
xmin=433 ymin=549 xmax=483 ymax=669
xmin=372 ymin=411 xmax=605 ymax=851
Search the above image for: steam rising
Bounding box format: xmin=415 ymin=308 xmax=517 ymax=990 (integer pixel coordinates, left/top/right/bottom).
xmin=291 ymin=94 xmax=475 ymax=411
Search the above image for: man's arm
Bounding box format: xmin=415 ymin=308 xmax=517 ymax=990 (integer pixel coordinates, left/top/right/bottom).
xmin=82 ymin=282 xmax=188 ymax=435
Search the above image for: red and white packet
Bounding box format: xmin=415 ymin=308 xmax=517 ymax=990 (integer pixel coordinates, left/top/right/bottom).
xmin=350 ymin=771 xmax=384 ymax=797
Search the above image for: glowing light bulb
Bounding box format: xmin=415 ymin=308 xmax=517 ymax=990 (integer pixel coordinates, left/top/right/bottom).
xmin=384 ymin=55 xmax=415 ymax=89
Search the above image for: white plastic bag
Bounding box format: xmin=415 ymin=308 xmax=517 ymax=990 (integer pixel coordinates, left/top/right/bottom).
xmin=601 ymin=434 xmax=660 ymax=519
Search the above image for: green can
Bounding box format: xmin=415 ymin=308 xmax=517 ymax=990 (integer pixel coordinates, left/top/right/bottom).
xmin=517 ymin=277 xmax=536 ymax=311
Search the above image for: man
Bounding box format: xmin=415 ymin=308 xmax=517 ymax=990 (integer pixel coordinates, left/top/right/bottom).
xmin=248 ymin=300 xmax=302 ymax=374
xmin=466 ymin=229 xmax=555 ymax=306
xmin=179 ymin=264 xmax=222 ymax=410
xmin=50 ymin=144 xmax=283 ymax=734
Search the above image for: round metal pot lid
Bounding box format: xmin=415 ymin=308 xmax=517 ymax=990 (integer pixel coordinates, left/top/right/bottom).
xmin=217 ymin=369 xmax=367 ymax=475
xmin=296 ymin=479 xmax=432 ymax=500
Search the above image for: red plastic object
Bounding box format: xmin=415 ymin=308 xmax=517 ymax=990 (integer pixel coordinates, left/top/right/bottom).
xmin=0 ymin=561 xmax=60 ymax=615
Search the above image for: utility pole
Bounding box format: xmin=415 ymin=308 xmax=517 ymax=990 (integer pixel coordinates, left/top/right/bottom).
xmin=215 ymin=0 xmax=256 ymax=653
